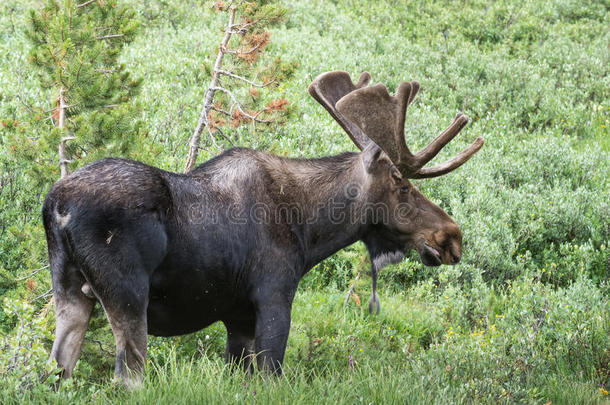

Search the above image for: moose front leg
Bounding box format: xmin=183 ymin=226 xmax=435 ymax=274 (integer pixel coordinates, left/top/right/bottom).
xmin=224 ymin=319 xmax=255 ymax=372
xmin=253 ymin=295 xmax=293 ymax=375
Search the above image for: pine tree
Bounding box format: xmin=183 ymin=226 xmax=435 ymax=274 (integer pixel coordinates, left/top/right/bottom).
xmin=20 ymin=0 xmax=142 ymax=181
xmin=184 ymin=0 xmax=290 ymax=172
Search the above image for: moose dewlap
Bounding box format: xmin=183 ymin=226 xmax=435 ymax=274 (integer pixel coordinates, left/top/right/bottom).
xmin=43 ymin=71 xmax=483 ymax=388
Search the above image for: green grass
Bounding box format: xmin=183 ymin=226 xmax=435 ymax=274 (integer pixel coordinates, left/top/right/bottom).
xmin=0 ymin=0 xmax=609 ymax=403
xmin=2 ymin=282 xmax=608 ymax=403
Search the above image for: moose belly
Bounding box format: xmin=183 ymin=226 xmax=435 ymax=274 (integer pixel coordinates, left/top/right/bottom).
xmin=146 ymin=292 xmax=223 ymax=336
xmin=145 ymin=265 xmax=248 ymax=337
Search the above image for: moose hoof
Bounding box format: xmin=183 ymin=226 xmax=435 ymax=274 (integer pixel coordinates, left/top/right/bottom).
xmin=368 ymin=292 xmax=380 ymax=315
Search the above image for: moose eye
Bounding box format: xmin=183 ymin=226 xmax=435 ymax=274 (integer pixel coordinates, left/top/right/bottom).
xmin=400 ymin=185 xmax=410 ymax=193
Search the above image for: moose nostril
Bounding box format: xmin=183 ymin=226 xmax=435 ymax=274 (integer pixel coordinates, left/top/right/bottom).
xmin=451 ymin=254 xmax=461 ymax=264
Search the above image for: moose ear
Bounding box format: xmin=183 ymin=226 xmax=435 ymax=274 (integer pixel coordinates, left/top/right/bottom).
xmin=362 ymin=143 xmax=383 ymax=173
xmin=362 ymin=143 xmax=402 ymax=185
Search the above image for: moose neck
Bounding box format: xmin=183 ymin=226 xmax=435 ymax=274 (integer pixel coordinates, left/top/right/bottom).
xmin=268 ymin=152 xmax=373 ymax=270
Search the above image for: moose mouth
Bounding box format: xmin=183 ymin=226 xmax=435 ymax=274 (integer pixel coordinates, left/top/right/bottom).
xmin=420 ymin=241 xmax=442 ymax=267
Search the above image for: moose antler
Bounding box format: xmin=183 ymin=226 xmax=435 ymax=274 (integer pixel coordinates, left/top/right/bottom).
xmin=329 ymin=74 xmax=483 ymax=178
xmin=308 ymin=71 xmax=372 ymax=150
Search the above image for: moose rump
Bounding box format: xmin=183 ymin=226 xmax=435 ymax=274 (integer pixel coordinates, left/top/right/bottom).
xmin=42 ymin=159 xmax=172 ymax=387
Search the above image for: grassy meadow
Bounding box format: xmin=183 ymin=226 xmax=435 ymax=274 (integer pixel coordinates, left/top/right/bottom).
xmin=0 ymin=0 xmax=608 ymax=403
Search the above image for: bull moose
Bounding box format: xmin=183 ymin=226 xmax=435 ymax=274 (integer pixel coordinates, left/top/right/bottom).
xmin=43 ymin=71 xmax=484 ymax=387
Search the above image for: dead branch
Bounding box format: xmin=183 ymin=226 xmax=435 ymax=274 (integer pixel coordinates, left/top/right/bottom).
xmin=14 ymin=265 xmax=50 ymax=282
xmin=211 ymin=86 xmax=271 ymax=123
xmin=213 ymin=126 xmax=235 ymax=146
xmin=222 ymin=41 xmax=263 ymax=55
xmin=211 ymin=105 xmax=232 ymax=117
xmin=76 ymin=0 xmax=96 ymax=8
xmin=32 ymin=288 xmax=53 ymax=302
xmin=216 ymin=69 xmax=273 ymax=88
xmin=344 ymin=272 xmax=361 ymax=305
xmin=88 ymin=338 xmax=114 ymax=357
xmin=205 ymin=125 xmax=221 ymax=151
xmin=344 ymin=258 xmax=367 ymax=305
xmin=96 ymin=34 xmax=124 ymax=40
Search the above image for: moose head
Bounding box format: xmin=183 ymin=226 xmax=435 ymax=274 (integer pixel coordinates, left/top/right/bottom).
xmin=309 ymin=71 xmax=484 ymax=312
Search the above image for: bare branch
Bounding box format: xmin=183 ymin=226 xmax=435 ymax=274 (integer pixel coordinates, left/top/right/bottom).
xmin=230 ymin=17 xmax=260 ymax=31
xmin=211 ymin=86 xmax=271 ymax=123
xmin=31 ymin=288 xmax=53 ymax=302
xmin=344 ymin=272 xmax=361 ymax=305
xmin=213 ymin=126 xmax=235 ymax=146
xmin=222 ymin=41 xmax=263 ymax=56
xmin=95 ymin=68 xmax=118 ymax=74
xmin=44 ymin=104 xmax=76 ymax=114
xmin=87 ymin=338 xmax=114 ymax=356
xmin=205 ymin=125 xmax=221 ymax=151
xmin=96 ymin=34 xmax=124 ymax=40
xmin=211 ymin=106 xmax=232 ymax=117
xmin=76 ymin=0 xmax=96 ymax=8
xmin=14 ymin=265 xmax=50 ymax=282
xmin=344 ymin=258 xmax=366 ymax=305
xmin=216 ymin=69 xmax=273 ymax=88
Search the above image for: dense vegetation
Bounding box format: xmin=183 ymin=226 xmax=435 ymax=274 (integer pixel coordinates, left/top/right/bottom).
xmin=1 ymin=0 xmax=608 ymax=403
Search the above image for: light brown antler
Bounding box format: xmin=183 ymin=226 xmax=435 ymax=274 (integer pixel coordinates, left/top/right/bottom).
xmin=308 ymin=71 xmax=372 ymax=150
xmin=335 ymin=79 xmax=484 ymax=178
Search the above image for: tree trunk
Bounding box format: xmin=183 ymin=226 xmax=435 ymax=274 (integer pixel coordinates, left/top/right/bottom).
xmin=57 ymin=87 xmax=69 ymax=179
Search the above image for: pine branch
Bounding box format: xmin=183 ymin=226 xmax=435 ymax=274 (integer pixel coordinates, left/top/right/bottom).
xmin=185 ymin=2 xmax=287 ymax=172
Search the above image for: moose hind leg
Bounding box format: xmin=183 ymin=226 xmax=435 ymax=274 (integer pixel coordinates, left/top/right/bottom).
xmin=93 ymin=275 xmax=149 ymax=390
xmin=50 ymin=283 xmax=95 ymax=378
xmin=106 ymin=310 xmax=148 ymax=390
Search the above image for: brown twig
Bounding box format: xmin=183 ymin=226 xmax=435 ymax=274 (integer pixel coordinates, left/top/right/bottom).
xmin=344 ymin=258 xmax=367 ymax=305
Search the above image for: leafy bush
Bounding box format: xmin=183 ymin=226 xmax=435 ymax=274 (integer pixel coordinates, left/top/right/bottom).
xmin=0 ymin=298 xmax=59 ymax=395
